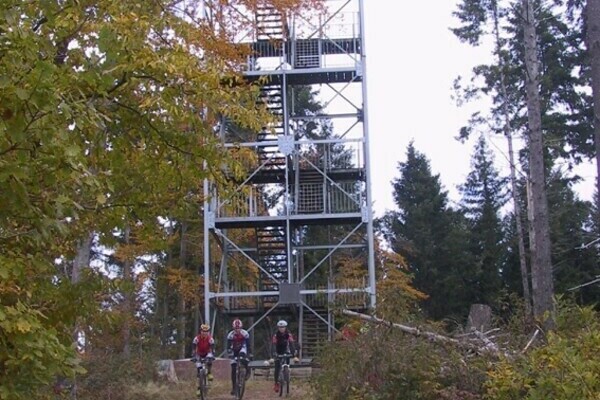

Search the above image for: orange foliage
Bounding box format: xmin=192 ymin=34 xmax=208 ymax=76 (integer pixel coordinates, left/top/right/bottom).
xmin=165 ymin=267 xmax=203 ymax=303
xmin=376 ymin=244 xmax=428 ymax=320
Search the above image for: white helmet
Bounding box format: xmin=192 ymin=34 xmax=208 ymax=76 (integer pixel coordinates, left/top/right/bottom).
xmin=277 ymin=320 xmax=288 ymax=327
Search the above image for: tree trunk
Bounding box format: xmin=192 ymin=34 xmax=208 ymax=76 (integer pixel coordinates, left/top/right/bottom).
xmin=72 ymin=233 xmax=93 ymax=344
xmin=122 ymin=225 xmax=132 ymax=358
xmin=506 ymin=132 xmax=532 ymax=318
xmin=193 ymin=227 xmax=202 ymax=336
xmin=178 ymin=221 xmax=188 ymax=359
xmin=587 ymin=0 xmax=600 ymax=203
xmin=521 ymin=0 xmax=555 ymax=327
xmin=161 ymin=247 xmax=173 ymax=353
xmin=161 ymin=280 xmax=169 ymax=348
xmin=72 ymin=233 xmax=93 ymax=284
xmin=492 ymin=2 xmax=532 ymax=319
xmin=466 ymin=304 xmax=492 ymax=332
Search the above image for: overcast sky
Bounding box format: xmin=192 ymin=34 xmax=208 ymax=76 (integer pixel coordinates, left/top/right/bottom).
xmin=362 ymin=2 xmax=596 ymax=217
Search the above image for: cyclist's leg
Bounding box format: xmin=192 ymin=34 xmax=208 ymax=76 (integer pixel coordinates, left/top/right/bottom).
xmin=196 ymin=374 xmax=201 ymax=397
xmin=240 ymin=348 xmax=250 ymax=380
xmin=274 ymin=358 xmax=281 ymax=384
xmin=231 ymin=362 xmax=237 ymax=394
xmin=204 ymin=358 xmax=213 ymax=381
xmin=244 ymin=360 xmax=250 ymax=380
xmin=273 ymin=357 xmax=281 ymax=392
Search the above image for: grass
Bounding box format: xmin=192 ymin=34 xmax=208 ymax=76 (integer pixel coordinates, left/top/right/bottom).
xmin=124 ymin=377 xmax=314 ymax=400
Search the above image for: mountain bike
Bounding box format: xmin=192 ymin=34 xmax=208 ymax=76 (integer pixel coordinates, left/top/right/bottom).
xmin=232 ymin=354 xmax=250 ymax=400
xmin=276 ymin=353 xmax=292 ymax=397
xmin=192 ymin=356 xmax=212 ymax=400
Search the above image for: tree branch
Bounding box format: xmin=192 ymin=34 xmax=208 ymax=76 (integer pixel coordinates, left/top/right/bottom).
xmin=32 ymin=16 xmax=48 ymax=32
xmin=521 ymin=328 xmax=540 ymax=353
xmin=111 ymin=100 xmax=197 ymax=157
xmin=54 ymin=15 xmax=89 ymax=65
xmin=106 ymin=73 xmax=129 ymax=95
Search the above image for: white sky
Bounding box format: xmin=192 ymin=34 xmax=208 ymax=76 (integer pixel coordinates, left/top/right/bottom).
xmin=362 ymin=2 xmax=597 ymax=217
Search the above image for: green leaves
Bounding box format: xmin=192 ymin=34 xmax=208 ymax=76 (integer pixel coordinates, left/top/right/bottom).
xmin=1 ymin=0 xmax=313 ymax=398
xmin=14 ymin=88 xmax=29 ymax=101
xmin=486 ymin=304 xmax=600 ymax=399
xmin=0 ymin=300 xmax=75 ymax=399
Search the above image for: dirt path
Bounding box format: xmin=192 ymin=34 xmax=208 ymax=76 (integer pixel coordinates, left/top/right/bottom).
xmin=174 ymin=379 xmax=313 ymax=400
xmin=124 ymin=377 xmax=314 ymax=400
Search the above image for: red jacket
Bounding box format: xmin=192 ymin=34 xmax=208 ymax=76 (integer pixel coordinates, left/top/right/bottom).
xmin=193 ymin=334 xmax=215 ymax=356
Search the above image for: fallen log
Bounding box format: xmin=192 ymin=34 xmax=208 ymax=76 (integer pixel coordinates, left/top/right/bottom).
xmin=342 ymin=309 xmax=507 ymax=358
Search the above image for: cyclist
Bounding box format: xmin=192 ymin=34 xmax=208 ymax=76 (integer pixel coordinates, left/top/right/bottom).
xmin=192 ymin=324 xmax=215 ymax=396
xmin=269 ymin=320 xmax=299 ymax=393
xmin=191 ymin=324 xmax=215 ymax=381
xmin=226 ymin=318 xmax=251 ymax=395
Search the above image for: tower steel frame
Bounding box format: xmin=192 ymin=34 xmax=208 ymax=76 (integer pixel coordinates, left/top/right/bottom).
xmin=201 ymin=0 xmax=375 ymax=357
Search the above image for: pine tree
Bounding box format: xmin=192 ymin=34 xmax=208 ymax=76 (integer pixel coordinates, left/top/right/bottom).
xmin=381 ymin=143 xmax=473 ymax=319
xmin=546 ymin=170 xmax=600 ymax=304
xmin=459 ymin=135 xmax=508 ymax=306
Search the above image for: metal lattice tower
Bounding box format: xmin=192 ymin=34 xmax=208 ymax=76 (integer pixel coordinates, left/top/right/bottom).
xmin=202 ymin=0 xmax=374 ymax=358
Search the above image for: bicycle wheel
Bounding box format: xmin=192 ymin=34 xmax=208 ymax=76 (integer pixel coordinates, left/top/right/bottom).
xmin=278 ymin=372 xmax=283 ymax=397
xmin=283 ymin=366 xmax=290 ymax=396
xmin=198 ymin=371 xmax=207 ymax=400
xmin=278 ymin=367 xmax=286 ymax=397
xmin=236 ymin=364 xmax=246 ymax=399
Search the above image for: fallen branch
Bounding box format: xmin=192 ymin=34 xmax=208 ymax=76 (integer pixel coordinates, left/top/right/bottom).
xmin=470 ymin=328 xmax=510 ymax=357
xmin=342 ymin=309 xmax=505 ymax=358
xmin=521 ymin=328 xmax=540 ymax=354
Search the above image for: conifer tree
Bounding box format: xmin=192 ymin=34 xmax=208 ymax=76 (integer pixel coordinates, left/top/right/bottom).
xmin=459 ymin=135 xmax=508 ymax=306
xmin=381 ymin=143 xmax=473 ymax=319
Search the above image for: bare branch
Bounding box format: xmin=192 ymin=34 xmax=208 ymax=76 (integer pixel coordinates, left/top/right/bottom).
xmin=521 ymin=328 xmax=540 ymax=353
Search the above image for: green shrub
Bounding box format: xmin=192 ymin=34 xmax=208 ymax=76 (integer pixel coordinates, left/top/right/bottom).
xmin=76 ymin=353 xmax=158 ymax=400
xmin=485 ymin=303 xmax=600 ymax=400
xmin=312 ymin=324 xmax=486 ymax=400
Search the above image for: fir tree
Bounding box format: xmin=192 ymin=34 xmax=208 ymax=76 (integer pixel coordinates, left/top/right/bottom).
xmin=381 ymin=143 xmax=473 ymax=319
xmin=459 ymin=136 xmax=508 ymax=307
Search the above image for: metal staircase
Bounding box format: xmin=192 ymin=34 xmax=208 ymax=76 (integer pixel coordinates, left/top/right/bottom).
xmin=302 ymin=312 xmax=329 ymax=358
xmin=255 ymin=5 xmax=286 ymax=41
xmin=256 ymin=226 xmax=288 ymax=308
xmin=256 ymin=84 xmax=286 ymax=177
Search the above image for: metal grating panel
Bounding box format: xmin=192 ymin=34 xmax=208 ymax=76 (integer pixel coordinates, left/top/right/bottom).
xmin=279 ymin=283 xmax=301 ymax=304
xmin=295 ymin=40 xmax=320 ymax=69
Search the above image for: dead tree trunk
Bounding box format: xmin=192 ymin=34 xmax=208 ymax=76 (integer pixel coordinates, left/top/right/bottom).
xmin=521 ymin=0 xmax=554 ymax=327
xmin=342 ymin=310 xmax=504 ymax=357
xmin=491 ymin=2 xmax=532 ymax=319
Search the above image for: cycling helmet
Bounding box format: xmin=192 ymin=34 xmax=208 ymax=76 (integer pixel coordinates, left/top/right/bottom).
xmin=200 ymin=324 xmax=210 ymax=332
xmin=232 ymin=319 xmax=243 ymax=329
xmin=277 ymin=320 xmax=288 ymax=328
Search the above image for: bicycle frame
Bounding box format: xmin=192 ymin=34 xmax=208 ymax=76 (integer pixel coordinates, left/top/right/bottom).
xmin=276 ymin=353 xmax=292 ymax=397
xmin=233 ymin=356 xmax=248 ymax=400
xmin=194 ymin=357 xmax=211 ymax=400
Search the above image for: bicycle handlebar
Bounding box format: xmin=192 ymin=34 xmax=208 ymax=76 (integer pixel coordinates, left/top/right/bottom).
xmin=191 ymin=356 xmax=215 ymax=363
